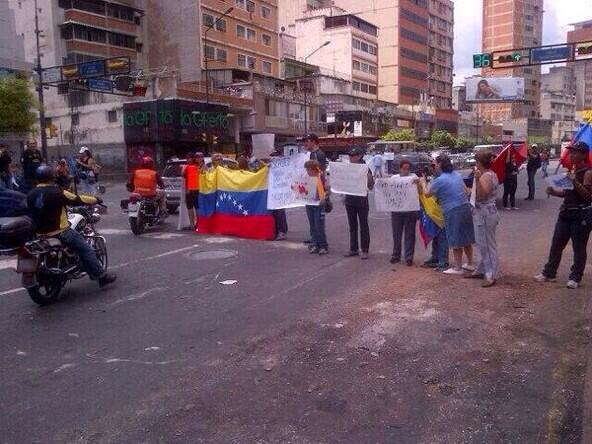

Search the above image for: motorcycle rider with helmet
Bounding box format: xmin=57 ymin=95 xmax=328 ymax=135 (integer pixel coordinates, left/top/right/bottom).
xmin=127 ymin=156 xmax=166 ymax=213
xmin=26 ymin=165 xmax=117 ymax=287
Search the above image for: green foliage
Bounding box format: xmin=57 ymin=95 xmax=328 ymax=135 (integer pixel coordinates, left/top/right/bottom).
xmin=429 ymin=130 xmax=457 ymax=149
xmin=455 ymin=136 xmax=472 ymax=152
xmin=480 ymin=135 xmax=496 ymax=145
xmin=0 ymin=76 xmax=38 ymax=136
xmin=381 ymin=128 xmax=416 ymax=141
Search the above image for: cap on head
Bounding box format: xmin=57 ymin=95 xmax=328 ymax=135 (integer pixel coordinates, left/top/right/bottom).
xmin=36 ymin=164 xmax=55 ymax=183
xmin=79 ymin=146 xmax=90 ymax=154
xmin=569 ymin=141 xmax=589 ymax=153
xmin=531 ymin=144 xmax=538 ymax=148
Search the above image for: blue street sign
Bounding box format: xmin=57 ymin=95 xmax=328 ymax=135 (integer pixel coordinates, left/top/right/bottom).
xmin=88 ymin=78 xmax=113 ymax=93
xmin=79 ymin=60 xmax=105 ymax=78
xmin=531 ymin=45 xmax=572 ymax=64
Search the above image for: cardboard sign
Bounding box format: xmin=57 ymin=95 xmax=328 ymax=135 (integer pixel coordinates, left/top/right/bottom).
xmin=267 ymin=153 xmax=315 ymax=209
xmin=252 ymin=133 xmax=275 ymax=159
xmin=329 ymin=161 xmax=369 ymax=196
xmin=374 ymin=175 xmax=420 ymax=212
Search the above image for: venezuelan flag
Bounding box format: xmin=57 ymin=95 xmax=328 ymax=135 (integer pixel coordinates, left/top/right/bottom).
xmin=198 ymin=166 xmax=275 ymax=240
xmin=560 ymin=123 xmax=592 ymax=169
xmin=418 ymin=193 xmax=444 ymax=248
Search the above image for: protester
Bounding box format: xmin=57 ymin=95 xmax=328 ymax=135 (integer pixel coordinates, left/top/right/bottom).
xmin=468 ymin=150 xmax=500 ymax=287
xmin=182 ymin=152 xmax=201 ymax=229
xmin=269 ymin=150 xmax=288 ymax=241
xmin=237 ymin=155 xmax=250 ymax=171
xmin=76 ymin=147 xmax=100 ymax=195
xmin=503 ymin=149 xmax=519 ymax=210
xmin=20 ymin=141 xmax=43 ymax=191
xmin=304 ymin=134 xmax=327 ymax=171
xmin=344 ymin=147 xmax=374 ymax=260
xmin=304 ymin=159 xmax=329 ymax=255
xmin=210 ymin=152 xmax=224 ymax=170
xmin=535 ymin=141 xmax=592 ymax=289
xmin=540 ymin=148 xmax=550 ymax=178
xmin=525 ymin=144 xmax=541 ymax=200
xmin=420 ymin=154 xmax=475 ymax=275
xmin=55 ymin=159 xmax=71 ymax=190
xmin=0 ymin=147 xmax=13 ymax=190
xmin=390 ymin=159 xmax=419 ymax=266
xmin=372 ymin=152 xmax=384 ymax=178
xmin=0 ymin=187 xmax=27 ymax=217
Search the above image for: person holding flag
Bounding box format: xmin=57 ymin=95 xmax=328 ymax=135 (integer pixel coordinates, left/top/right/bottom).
xmin=534 ymin=142 xmax=592 ymax=289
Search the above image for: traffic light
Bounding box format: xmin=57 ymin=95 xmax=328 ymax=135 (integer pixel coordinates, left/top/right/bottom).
xmin=133 ymin=83 xmax=147 ymax=97
xmin=577 ymin=44 xmax=592 ymax=55
xmin=114 ymin=75 xmax=134 ymax=92
xmin=473 ymin=53 xmax=491 ymax=68
xmin=497 ymin=52 xmax=522 ymax=64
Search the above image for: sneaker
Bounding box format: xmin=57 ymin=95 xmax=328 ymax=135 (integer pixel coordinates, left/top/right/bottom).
xmin=481 ymin=279 xmax=496 ymax=288
xmin=443 ymin=268 xmax=464 ymax=275
xmin=406 ymin=260 xmax=413 ymax=266
xmin=318 ymin=248 xmax=329 ymax=255
xmin=390 ymin=257 xmax=401 ymax=264
xmin=567 ymin=280 xmax=580 ymax=289
xmin=360 ymin=252 xmax=369 ymax=260
xmin=275 ymin=232 xmax=287 ymax=241
xmin=303 ymin=238 xmax=313 ymax=244
xmin=462 ymin=263 xmax=476 ymax=272
xmin=98 ymin=272 xmax=117 ymax=288
xmin=504 ymin=207 xmax=511 ymax=211
xmin=533 ymin=273 xmax=556 ymax=283
xmin=464 ymin=272 xmax=485 ymax=279
xmin=511 ymin=207 xmax=519 ymax=210
xmin=423 ymin=259 xmax=437 ymax=268
xmin=309 ymin=246 xmax=320 ymax=254
xmin=344 ymin=251 xmax=359 ymax=257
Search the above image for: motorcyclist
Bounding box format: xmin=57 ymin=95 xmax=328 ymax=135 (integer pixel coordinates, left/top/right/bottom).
xmin=127 ymin=156 xmax=166 ymax=213
xmin=26 ymin=165 xmax=116 ymax=287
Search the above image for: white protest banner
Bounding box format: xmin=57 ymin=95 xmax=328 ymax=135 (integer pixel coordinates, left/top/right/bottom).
xmin=328 ymin=161 xmax=369 ymax=196
xmin=267 ymin=153 xmax=315 ymax=209
xmin=384 ymin=152 xmax=395 ymax=161
xmin=374 ymin=175 xmax=420 ymax=212
xmin=546 ymin=173 xmax=574 ymax=190
xmin=292 ymin=175 xmax=321 ymax=206
xmin=252 ymin=133 xmax=275 ymax=159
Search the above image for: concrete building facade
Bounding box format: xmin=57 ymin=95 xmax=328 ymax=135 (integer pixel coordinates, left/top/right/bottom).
xmin=567 ymin=20 xmax=592 ymax=111
xmin=480 ymin=0 xmax=543 ymax=123
xmin=0 ymin=0 xmax=29 ymax=73
xmin=428 ymin=0 xmax=454 ymax=110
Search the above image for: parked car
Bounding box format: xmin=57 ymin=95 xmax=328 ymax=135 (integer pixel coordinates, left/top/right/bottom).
xmin=391 ymin=152 xmax=434 ymax=177
xmin=161 ymin=157 xmax=238 ymax=213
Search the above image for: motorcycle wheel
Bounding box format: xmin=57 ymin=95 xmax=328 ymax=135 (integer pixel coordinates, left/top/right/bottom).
xmin=93 ymin=237 xmax=108 ymax=273
xmin=129 ymin=216 xmax=144 ymax=235
xmin=27 ymin=279 xmax=63 ymax=306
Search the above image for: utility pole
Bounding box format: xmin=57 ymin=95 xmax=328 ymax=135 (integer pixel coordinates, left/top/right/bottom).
xmin=303 ymin=41 xmax=331 ymax=135
xmin=34 ymin=0 xmax=48 ymax=160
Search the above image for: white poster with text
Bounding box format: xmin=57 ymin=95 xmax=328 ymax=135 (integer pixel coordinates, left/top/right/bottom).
xmin=374 ymin=175 xmax=420 ymax=212
xmin=328 ymin=161 xmax=369 ymax=196
xmin=267 ymin=153 xmax=316 ymax=209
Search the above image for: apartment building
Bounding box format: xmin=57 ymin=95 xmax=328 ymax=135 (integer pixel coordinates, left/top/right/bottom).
xmin=278 ymin=0 xmax=331 ymax=32
xmin=294 ymin=7 xmax=379 ymax=101
xmin=428 ymin=0 xmax=453 ymax=109
xmin=201 ymin=0 xmax=280 ymax=80
xmin=480 ymin=0 xmax=543 ymax=123
xmin=0 ymin=0 xmax=29 ymax=73
xmin=567 ymin=20 xmax=592 ymax=111
xmin=540 ymin=67 xmax=577 ymax=143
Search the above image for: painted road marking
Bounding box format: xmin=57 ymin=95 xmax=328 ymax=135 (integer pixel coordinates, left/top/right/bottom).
xmin=0 ymin=259 xmax=17 ymax=271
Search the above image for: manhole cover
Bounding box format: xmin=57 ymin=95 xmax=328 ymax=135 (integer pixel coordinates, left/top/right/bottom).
xmin=187 ymin=250 xmax=238 ymax=261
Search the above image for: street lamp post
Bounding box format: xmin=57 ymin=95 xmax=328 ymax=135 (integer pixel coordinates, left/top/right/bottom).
xmin=34 ymin=0 xmax=48 ymax=160
xmin=204 ymin=7 xmax=233 ymax=105
xmin=303 ymin=41 xmax=330 ymax=135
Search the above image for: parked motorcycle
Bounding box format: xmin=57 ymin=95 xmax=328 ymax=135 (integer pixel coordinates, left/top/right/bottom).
xmin=121 ymin=193 xmax=167 ymax=235
xmin=0 ymin=205 xmax=108 ymax=306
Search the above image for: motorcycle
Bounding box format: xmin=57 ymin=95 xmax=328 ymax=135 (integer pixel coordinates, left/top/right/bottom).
xmin=0 ymin=205 xmax=108 ymax=306
xmin=121 ymin=193 xmax=167 ymax=235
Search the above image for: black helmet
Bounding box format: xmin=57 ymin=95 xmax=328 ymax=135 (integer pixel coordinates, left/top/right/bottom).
xmin=36 ymin=164 xmax=55 ymax=183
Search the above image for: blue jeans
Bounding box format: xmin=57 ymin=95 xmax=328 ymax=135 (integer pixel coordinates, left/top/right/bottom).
xmin=306 ymin=205 xmax=327 ymax=249
xmin=431 ymin=229 xmax=449 ymax=267
xmin=57 ymin=228 xmax=104 ymax=279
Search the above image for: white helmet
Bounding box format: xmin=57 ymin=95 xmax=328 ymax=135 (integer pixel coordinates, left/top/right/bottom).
xmin=79 ymin=146 xmax=90 ymax=154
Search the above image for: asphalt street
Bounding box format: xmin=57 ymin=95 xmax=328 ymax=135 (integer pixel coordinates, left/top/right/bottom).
xmin=1 ymin=165 xmax=592 ymax=443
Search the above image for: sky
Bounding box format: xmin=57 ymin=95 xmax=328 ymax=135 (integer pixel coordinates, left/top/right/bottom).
xmin=453 ymin=0 xmax=592 ymax=85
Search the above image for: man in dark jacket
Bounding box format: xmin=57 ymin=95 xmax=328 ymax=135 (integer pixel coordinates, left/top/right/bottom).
xmin=525 ymin=144 xmax=541 ymax=200
xmin=21 ymin=141 xmax=43 ymax=191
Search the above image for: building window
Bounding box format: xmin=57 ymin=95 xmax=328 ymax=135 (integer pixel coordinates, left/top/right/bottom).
xmin=401 ymin=47 xmax=428 ymax=63
xmin=107 ymin=110 xmax=118 ymax=123
xmin=71 ymin=113 xmax=80 ymax=126
xmin=352 ymin=81 xmax=360 ymax=91
xmin=205 ymin=45 xmax=215 ymax=60
xmin=401 ymin=66 xmax=426 ymax=81
xmin=236 ymin=0 xmax=255 ymax=12
xmin=262 ymin=61 xmax=272 ymax=74
xmin=400 ymin=28 xmax=427 ymax=45
xmin=247 ymin=56 xmax=256 ymax=70
xmin=238 ymin=54 xmax=246 ymax=67
xmin=216 ymin=48 xmax=227 ymax=62
xmin=352 ymin=38 xmax=377 ymax=56
xmin=353 ymin=60 xmax=361 ymax=71
xmin=261 ymin=6 xmax=271 ymax=18
xmin=369 ymin=85 xmax=377 ymax=95
xmin=236 ymin=24 xmax=246 ymax=38
xmin=262 ymin=34 xmax=272 ymax=46
xmin=247 ymin=28 xmax=256 ymax=41
xmin=400 ymin=8 xmax=428 ymax=26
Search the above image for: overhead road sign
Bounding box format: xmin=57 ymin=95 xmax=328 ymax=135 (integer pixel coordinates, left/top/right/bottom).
xmin=531 ymin=45 xmax=572 ymax=64
xmin=41 ymin=56 xmax=131 ymax=84
xmin=79 ymin=60 xmax=105 ymax=78
xmin=88 ymin=78 xmax=114 ymax=93
xmin=487 ymin=40 xmax=592 ymax=69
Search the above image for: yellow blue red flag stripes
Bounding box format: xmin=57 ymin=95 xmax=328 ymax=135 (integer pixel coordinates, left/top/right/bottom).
xmin=198 ymin=167 xmax=275 ymax=240
xmin=418 ymin=192 xmax=444 ymax=248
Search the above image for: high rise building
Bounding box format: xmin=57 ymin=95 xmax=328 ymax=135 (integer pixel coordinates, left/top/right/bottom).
xmin=428 ymin=0 xmax=454 ymax=109
xmin=0 ymin=0 xmax=29 ymax=73
xmin=201 ymin=0 xmax=280 ymax=80
xmin=567 ymin=20 xmax=592 ymax=111
xmin=278 ymin=0 xmax=332 ymax=32
xmin=480 ymin=0 xmax=543 ymax=123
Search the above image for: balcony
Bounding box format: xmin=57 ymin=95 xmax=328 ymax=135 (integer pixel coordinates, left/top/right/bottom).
xmin=177 ymin=82 xmax=254 ymax=109
xmin=63 ymin=10 xmax=138 ymax=34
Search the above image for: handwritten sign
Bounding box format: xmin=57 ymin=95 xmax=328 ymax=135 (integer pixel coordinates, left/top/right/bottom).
xmin=267 ymin=153 xmax=316 ymax=209
xmin=329 ymin=161 xmax=369 ymax=196
xmin=374 ymin=175 xmax=420 ymax=212
xmin=252 ymin=133 xmax=275 ymax=159
xmin=546 ymin=174 xmax=574 ymax=190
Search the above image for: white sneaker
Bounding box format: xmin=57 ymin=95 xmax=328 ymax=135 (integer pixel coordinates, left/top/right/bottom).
xmin=443 ymin=268 xmax=464 ymax=275
xmin=533 ymin=273 xmax=556 ymax=283
xmin=504 ymin=207 xmax=511 ymax=211
xmin=462 ymin=263 xmax=476 ymax=272
xmin=567 ymin=280 xmax=580 ymax=289
xmin=511 ymin=207 xmax=519 ymax=210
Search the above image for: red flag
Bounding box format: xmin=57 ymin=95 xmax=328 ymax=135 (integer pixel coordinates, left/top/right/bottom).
xmin=491 ymin=143 xmax=526 ymax=183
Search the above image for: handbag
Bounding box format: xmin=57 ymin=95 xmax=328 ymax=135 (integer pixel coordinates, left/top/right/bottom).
xmin=323 ymin=197 xmax=334 ymax=214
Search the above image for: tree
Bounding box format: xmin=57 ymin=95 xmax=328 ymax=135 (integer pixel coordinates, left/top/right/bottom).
xmin=430 ymin=130 xmax=457 ymax=149
xmin=455 ymin=136 xmax=472 ymax=152
xmin=381 ymin=128 xmax=416 ymax=141
xmin=0 ymin=76 xmax=38 ymax=136
xmin=480 ymin=135 xmax=496 ymax=145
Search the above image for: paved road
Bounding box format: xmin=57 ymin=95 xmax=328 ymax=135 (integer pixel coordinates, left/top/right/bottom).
xmin=1 ymin=168 xmax=591 ymax=443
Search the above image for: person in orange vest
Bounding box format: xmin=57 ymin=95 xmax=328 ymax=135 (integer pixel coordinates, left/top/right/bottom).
xmin=182 ymin=152 xmax=203 ymax=228
xmin=127 ymin=156 xmax=166 ymax=212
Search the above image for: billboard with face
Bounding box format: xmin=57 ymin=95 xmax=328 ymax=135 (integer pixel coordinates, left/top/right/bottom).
xmin=466 ymin=77 xmax=525 ymax=102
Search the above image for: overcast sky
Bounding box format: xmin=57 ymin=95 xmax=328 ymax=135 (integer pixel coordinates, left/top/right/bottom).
xmin=453 ymin=0 xmax=592 ymax=84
